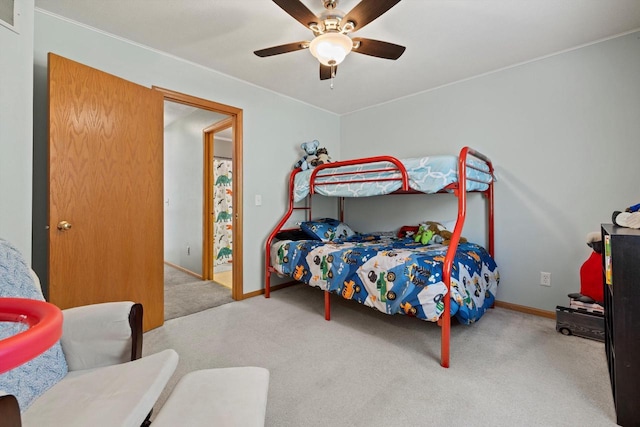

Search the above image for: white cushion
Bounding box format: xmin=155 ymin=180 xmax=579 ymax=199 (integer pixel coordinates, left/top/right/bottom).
xmin=22 ymin=349 xmax=178 ymax=427
xmin=61 ymin=302 xmax=136 ymax=371
xmin=152 ymin=367 xmax=269 ymax=427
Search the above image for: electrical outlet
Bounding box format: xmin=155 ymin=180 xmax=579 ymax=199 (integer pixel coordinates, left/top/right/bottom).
xmin=540 ymin=272 xmax=551 ymax=287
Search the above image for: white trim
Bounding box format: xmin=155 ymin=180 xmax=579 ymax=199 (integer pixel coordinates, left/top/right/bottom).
xmin=0 ymin=0 xmax=20 ymax=34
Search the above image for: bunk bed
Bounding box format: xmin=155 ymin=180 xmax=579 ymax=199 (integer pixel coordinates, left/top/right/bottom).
xmin=264 ymin=146 xmax=498 ymax=367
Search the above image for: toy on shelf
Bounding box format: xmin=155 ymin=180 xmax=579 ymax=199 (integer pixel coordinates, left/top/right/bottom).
xmin=612 ymin=202 xmax=640 ymax=229
xmin=556 ymin=302 xmax=604 ymax=342
xmin=555 ymin=231 xmax=605 ymax=342
xmin=310 ymin=147 xmax=332 ymax=167
xmin=566 ymin=293 xmax=604 ymax=314
xmin=293 ymin=140 xmax=319 ymax=171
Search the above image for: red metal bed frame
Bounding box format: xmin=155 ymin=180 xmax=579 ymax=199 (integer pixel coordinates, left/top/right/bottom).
xmin=264 ymin=146 xmax=494 ymax=368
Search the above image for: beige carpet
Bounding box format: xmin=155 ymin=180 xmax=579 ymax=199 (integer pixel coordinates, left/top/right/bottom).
xmin=164 ymin=264 xmax=233 ymax=320
xmin=145 ymin=284 xmax=616 ymax=426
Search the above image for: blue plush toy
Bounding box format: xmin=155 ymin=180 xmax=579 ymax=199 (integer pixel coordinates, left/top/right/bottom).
xmin=294 ymin=140 xmax=320 ymax=170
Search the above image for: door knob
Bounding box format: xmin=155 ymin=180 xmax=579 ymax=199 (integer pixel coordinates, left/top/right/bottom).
xmin=57 ymin=221 xmax=72 ymax=231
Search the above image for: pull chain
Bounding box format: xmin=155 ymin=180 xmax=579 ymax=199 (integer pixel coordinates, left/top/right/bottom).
xmin=330 ymin=65 xmax=336 ymax=90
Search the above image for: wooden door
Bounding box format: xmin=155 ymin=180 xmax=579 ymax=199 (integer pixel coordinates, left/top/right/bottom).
xmin=48 ymin=53 xmax=164 ymax=331
xmin=155 ymin=87 xmax=244 ymax=301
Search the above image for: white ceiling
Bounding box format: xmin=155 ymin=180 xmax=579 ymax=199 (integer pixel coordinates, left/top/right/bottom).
xmin=35 ymin=0 xmax=640 ymax=115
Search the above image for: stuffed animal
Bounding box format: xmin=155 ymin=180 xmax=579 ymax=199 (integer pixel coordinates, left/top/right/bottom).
xmin=293 ymin=140 xmax=320 ymax=171
xmin=424 ymin=221 xmax=467 ymax=245
xmin=414 ymin=224 xmax=435 ymax=245
xmin=310 ymin=147 xmax=332 ymax=167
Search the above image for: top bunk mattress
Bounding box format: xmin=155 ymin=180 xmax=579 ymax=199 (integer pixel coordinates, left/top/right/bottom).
xmin=294 ymin=155 xmax=492 ymax=202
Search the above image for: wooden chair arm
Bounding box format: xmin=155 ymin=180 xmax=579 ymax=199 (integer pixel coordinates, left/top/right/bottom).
xmin=128 ymin=303 xmax=143 ymax=361
xmin=0 ymin=394 xmax=21 ymax=427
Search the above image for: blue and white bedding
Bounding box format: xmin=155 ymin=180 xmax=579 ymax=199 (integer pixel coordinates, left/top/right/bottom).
xmin=271 ymin=234 xmax=499 ymax=324
xmin=294 ymin=155 xmax=493 ymax=202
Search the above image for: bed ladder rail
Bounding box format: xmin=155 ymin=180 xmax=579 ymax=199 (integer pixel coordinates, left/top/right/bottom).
xmin=440 ymin=146 xmax=495 ymax=367
xmin=265 ymin=168 xmax=311 ymax=298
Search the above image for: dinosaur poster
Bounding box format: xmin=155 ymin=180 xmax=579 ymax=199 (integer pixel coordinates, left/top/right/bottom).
xmin=213 ymin=159 xmax=233 ymax=268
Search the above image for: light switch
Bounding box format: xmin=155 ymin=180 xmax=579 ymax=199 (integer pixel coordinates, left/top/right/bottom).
xmin=255 ymin=194 xmax=262 ymax=206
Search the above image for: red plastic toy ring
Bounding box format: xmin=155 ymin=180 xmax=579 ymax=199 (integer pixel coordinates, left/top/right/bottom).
xmin=0 ymin=297 xmax=63 ymax=374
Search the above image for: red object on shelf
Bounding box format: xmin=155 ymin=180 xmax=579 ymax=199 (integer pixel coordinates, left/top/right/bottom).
xmin=580 ymin=251 xmax=604 ymax=303
xmin=0 ymin=297 xmax=63 ymax=374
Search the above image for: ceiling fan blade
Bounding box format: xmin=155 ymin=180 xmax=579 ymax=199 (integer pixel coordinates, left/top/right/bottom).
xmin=342 ymin=0 xmax=402 ymax=32
xmin=352 ymin=38 xmax=405 ymax=60
xmin=320 ymin=64 xmax=337 ymax=80
xmin=273 ymin=0 xmax=319 ymax=29
xmin=254 ymin=42 xmax=309 ymax=57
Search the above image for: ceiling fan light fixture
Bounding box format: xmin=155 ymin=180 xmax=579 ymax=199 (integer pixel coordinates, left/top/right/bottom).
xmin=309 ymin=32 xmax=352 ymax=66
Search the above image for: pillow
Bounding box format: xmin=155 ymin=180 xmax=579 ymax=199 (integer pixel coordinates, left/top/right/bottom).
xmin=0 ymin=239 xmax=68 ymax=411
xmin=300 ymin=218 xmax=356 ymax=242
xmin=275 ymin=229 xmax=311 ymax=241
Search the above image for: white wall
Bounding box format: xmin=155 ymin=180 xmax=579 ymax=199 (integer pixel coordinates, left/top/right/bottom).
xmin=32 ymin=10 xmax=341 ymax=294
xmin=342 ymin=32 xmax=640 ymax=312
xmin=0 ymin=0 xmax=34 ymax=258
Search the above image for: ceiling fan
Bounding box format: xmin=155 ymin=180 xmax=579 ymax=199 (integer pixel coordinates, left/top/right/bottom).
xmin=254 ymin=0 xmax=406 ymax=82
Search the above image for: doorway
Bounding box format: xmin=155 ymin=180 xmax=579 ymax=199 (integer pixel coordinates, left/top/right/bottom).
xmin=156 ymin=87 xmax=244 ymax=301
xmin=204 ymin=119 xmax=234 ymax=289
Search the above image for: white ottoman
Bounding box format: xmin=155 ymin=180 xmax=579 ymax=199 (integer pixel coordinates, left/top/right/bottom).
xmin=152 ymin=367 xmax=269 ymax=427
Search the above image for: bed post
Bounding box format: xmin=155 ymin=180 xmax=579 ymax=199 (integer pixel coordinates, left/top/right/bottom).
xmin=440 ymin=147 xmax=472 ymax=368
xmin=324 ymin=291 xmax=331 ymax=321
xmin=487 ymin=173 xmax=495 ymax=258
xmin=265 ymin=168 xmax=303 ymax=298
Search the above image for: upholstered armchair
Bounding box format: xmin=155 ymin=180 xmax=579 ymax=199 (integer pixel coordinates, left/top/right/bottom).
xmin=0 ymin=239 xmax=178 ymax=427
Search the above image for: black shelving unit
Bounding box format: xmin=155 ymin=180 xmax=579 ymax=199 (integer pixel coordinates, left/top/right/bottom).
xmin=601 ymin=224 xmax=640 ymax=426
